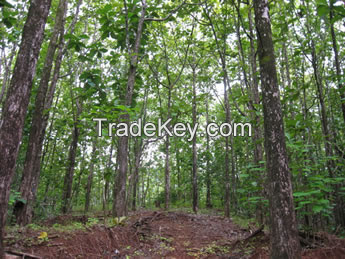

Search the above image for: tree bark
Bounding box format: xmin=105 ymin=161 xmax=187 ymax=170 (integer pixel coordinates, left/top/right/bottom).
xmin=0 ymin=0 xmax=51 ymax=256
xmin=132 ymin=89 xmax=148 ymax=211
xmin=253 ymin=0 xmax=301 ymax=258
xmin=85 ymin=138 xmax=97 ymax=213
xmin=71 ymin=143 xmax=87 ymax=207
xmin=62 ymin=89 xmax=82 ymax=214
xmin=248 ymin=5 xmax=265 ymax=224
xmin=103 ymin=141 xmax=114 ymax=212
xmin=113 ymin=1 xmax=147 ymax=217
xmin=223 ymin=69 xmax=231 ymax=218
xmin=329 ymin=2 xmax=345 ymax=125
xmin=191 ymin=63 xmax=198 ymax=214
xmin=164 ymin=89 xmax=171 ymax=210
xmin=205 ymin=87 xmax=212 ymax=208
xmin=132 ymin=140 xmax=142 ymax=211
xmin=14 ymin=0 xmax=68 ymax=226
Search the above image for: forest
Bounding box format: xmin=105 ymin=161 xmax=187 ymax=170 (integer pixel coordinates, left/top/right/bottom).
xmin=0 ymin=0 xmax=345 ymax=258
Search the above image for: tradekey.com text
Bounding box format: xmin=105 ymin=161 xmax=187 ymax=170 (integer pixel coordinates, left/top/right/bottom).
xmin=93 ymin=118 xmax=252 ymax=141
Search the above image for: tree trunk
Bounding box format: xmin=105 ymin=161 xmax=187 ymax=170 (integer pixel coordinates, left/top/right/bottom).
xmin=132 ymin=88 xmax=147 ymax=211
xmin=62 ymin=90 xmax=82 ymax=214
xmin=14 ymin=0 xmax=68 ymax=226
xmin=103 ymin=141 xmax=114 ymax=212
xmin=175 ymin=139 xmax=182 ymax=201
xmin=310 ymin=41 xmax=344 ymax=229
xmin=72 ymin=143 xmax=87 ymax=207
xmin=113 ymin=1 xmax=147 ymax=217
xmin=132 ymin=141 xmax=142 ymax=211
xmin=85 ymin=139 xmax=97 ymax=213
xmin=248 ymin=5 xmax=265 ymax=224
xmin=192 ymin=65 xmax=198 ymax=214
xmin=205 ymin=88 xmax=212 ymax=208
xmin=329 ymin=3 xmax=345 ymax=124
xmin=165 ymin=89 xmax=171 ymax=210
xmin=204 ymin=7 xmax=232 ymax=218
xmin=301 ymin=0 xmax=344 ymax=228
xmin=223 ymin=70 xmax=231 ymax=218
xmin=253 ymin=1 xmax=301 ymax=258
xmin=0 ymin=0 xmax=51 ymax=256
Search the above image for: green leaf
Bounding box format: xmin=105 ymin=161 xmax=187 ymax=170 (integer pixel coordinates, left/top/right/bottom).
xmin=333 ymin=6 xmax=345 ymax=17
xmin=0 ymin=0 xmax=14 ymax=8
xmin=317 ymin=5 xmax=330 ymax=17
xmin=17 ymin=198 xmax=27 ymax=204
xmin=312 ymin=205 xmax=323 ymax=213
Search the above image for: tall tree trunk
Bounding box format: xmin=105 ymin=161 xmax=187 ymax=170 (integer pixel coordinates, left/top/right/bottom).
xmin=103 ymin=141 xmax=114 ymax=212
xmin=223 ymin=69 xmax=231 ymax=218
xmin=164 ymin=89 xmax=171 ymax=210
xmin=329 ymin=2 xmax=345 ymax=124
xmin=62 ymin=89 xmax=82 ymax=214
xmin=14 ymin=0 xmax=68 ymax=226
xmin=204 ymin=6 xmax=232 ymax=217
xmin=310 ymin=41 xmax=344 ymax=228
xmin=72 ymin=143 xmax=87 ymax=207
xmin=248 ymin=5 xmax=264 ymax=224
xmin=205 ymin=88 xmax=212 ymax=208
xmin=0 ymin=0 xmax=51 ymax=256
xmin=42 ymin=133 xmax=58 ymax=204
xmin=191 ymin=64 xmax=198 ymax=214
xmin=311 ymin=42 xmax=334 ymax=178
xmin=149 ymin=23 xmax=193 ymax=211
xmin=132 ymin=141 xmax=142 ymax=211
xmin=126 ymin=137 xmax=133 ymax=211
xmin=253 ymin=1 xmax=301 ymax=258
xmin=301 ymin=0 xmax=344 ymax=228
xmin=85 ymin=138 xmax=97 ymax=213
xmin=132 ymin=88 xmax=148 ymax=211
xmin=113 ymin=1 xmax=147 ymax=217
xmin=175 ymin=139 xmax=182 ymax=201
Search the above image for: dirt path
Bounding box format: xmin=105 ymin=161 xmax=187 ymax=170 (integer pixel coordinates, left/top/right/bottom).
xmin=4 ymin=210 xmax=345 ymax=258
xmin=131 ymin=211 xmax=251 ymax=258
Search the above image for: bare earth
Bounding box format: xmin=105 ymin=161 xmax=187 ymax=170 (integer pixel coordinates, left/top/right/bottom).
xmin=4 ymin=210 xmax=345 ymax=258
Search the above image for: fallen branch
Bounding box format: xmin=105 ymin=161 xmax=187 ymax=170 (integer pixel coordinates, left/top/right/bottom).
xmin=5 ymin=250 xmax=42 ymax=259
xmin=244 ymin=225 xmax=264 ymax=241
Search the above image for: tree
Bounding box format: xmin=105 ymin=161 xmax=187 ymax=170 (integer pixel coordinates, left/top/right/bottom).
xmin=189 ymin=49 xmax=200 ymax=213
xmin=14 ymin=0 xmax=68 ymax=226
xmin=203 ymin=2 xmax=237 ymax=217
xmin=62 ymin=86 xmax=83 ymax=213
xmin=85 ymin=138 xmax=97 ymax=213
xmin=113 ymin=0 xmax=147 ymax=217
xmin=0 ymin=0 xmax=52 ymax=256
xmin=253 ymin=0 xmax=301 ymax=258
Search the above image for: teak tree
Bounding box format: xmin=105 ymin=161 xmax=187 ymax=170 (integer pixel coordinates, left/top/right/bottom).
xmin=14 ymin=0 xmax=68 ymax=226
xmin=0 ymin=0 xmax=52 ymax=256
xmin=253 ymin=0 xmax=301 ymax=258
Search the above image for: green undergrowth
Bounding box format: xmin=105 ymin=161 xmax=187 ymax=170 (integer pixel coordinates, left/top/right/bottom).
xmin=7 ymin=215 xmax=129 ymax=238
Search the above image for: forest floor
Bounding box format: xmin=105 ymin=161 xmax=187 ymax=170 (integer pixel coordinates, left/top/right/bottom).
xmin=4 ymin=209 xmax=345 ymax=259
